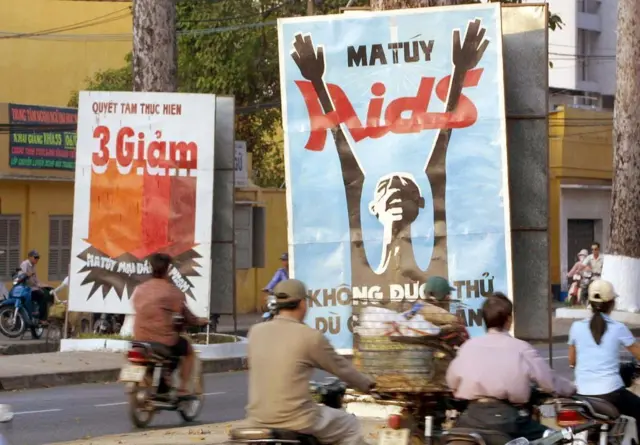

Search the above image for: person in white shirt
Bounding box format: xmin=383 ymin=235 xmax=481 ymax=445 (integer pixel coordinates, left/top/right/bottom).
xmin=582 ymin=242 xmax=603 ymax=276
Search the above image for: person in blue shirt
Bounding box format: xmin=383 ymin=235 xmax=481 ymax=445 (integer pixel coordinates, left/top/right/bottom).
xmin=568 ymin=279 xmax=640 ymax=433
xmin=262 ymin=253 xmax=289 ymax=304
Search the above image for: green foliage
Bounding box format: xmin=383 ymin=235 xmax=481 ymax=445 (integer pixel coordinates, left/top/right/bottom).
xmin=69 ymin=0 xmax=560 ymax=187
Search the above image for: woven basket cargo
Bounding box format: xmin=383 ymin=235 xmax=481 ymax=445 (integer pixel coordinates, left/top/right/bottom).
xmin=354 ymin=334 xmax=452 ymax=393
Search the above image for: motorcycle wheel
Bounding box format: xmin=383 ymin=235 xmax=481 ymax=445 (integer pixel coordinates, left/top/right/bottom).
xmin=128 ymin=383 xmax=155 ymax=428
xmin=0 ymin=307 xmax=26 ymax=338
xmin=178 ymin=368 xmax=205 ymax=422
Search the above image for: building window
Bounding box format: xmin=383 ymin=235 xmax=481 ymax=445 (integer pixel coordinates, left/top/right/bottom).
xmin=0 ymin=215 xmax=21 ymax=281
xmin=235 ymin=205 xmax=253 ymax=270
xmin=48 ymin=216 xmax=72 ymax=281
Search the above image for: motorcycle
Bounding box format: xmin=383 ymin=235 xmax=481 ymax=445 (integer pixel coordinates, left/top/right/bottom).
xmin=229 ymin=378 xmax=347 ymax=445
xmin=443 ymin=393 xmax=635 ymax=445
xmin=579 ymin=270 xmax=600 ymax=306
xmin=0 ymin=271 xmax=54 ymax=339
xmin=92 ymin=313 xmax=123 ymax=335
xmin=119 ymin=315 xmax=204 ymax=428
xmin=262 ymin=293 xmax=277 ymax=322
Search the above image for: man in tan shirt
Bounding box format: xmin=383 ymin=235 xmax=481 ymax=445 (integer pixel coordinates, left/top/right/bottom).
xmin=246 ymin=279 xmax=375 ymax=445
xmin=447 ymin=292 xmax=575 ymax=442
xmin=132 ymin=253 xmax=208 ymax=394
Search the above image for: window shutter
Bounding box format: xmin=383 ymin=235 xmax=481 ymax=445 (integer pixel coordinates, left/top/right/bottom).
xmin=0 ymin=216 xmax=21 ymax=280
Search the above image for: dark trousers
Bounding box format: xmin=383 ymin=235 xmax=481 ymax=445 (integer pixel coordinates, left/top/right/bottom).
xmin=585 ymin=388 xmax=640 ymax=437
xmin=30 ymin=289 xmax=49 ymax=321
xmin=455 ymin=401 xmax=548 ymax=445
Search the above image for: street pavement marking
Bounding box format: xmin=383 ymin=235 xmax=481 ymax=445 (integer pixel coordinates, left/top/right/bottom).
xmin=94 ymin=392 xmax=225 ymax=407
xmin=95 ymin=402 xmax=127 ymax=407
xmin=14 ymin=409 xmax=62 ymax=415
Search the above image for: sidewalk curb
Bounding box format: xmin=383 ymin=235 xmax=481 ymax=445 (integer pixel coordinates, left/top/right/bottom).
xmin=0 ymin=342 xmax=57 ymax=356
xmin=0 ymin=356 xmax=247 ymax=392
xmin=529 ymin=327 xmax=640 ymax=345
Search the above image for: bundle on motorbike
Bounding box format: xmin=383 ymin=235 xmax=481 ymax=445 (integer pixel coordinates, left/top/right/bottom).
xmin=229 ymin=378 xmax=346 ymax=445
xmin=119 ymin=314 xmax=204 ymax=428
xmin=0 ymin=271 xmax=53 ymax=339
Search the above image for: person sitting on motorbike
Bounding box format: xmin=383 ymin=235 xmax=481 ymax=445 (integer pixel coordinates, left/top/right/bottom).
xmin=131 ymin=253 xmax=209 ymax=396
xmin=582 ymin=242 xmax=603 ymax=277
xmin=246 ymin=279 xmax=375 ymax=445
xmin=568 ymin=279 xmax=640 ymax=435
xmin=19 ymin=250 xmax=50 ymax=324
xmin=447 ymin=292 xmax=575 ymax=443
xmin=261 ymin=253 xmax=289 ymax=309
xmin=567 ymin=249 xmax=588 ymax=304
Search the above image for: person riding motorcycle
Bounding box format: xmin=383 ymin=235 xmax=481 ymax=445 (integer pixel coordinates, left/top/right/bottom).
xmin=421 ymin=276 xmax=469 ymax=346
xmin=568 ymin=279 xmax=640 ymax=437
xmin=447 ymin=292 xmax=575 ymax=444
xmin=131 ymin=253 xmax=209 ymax=396
xmin=246 ymin=279 xmax=376 ymax=445
xmin=19 ymin=250 xmax=51 ymax=323
xmin=262 ymin=253 xmax=288 ymax=294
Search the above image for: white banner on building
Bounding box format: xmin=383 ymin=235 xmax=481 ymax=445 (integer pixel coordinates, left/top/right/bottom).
xmin=68 ymin=91 xmax=216 ymax=316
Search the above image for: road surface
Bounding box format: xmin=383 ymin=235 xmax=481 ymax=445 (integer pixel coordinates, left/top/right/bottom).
xmin=0 ymin=343 xmax=616 ymax=445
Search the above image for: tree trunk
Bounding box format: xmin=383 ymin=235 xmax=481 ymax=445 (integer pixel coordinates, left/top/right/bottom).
xmin=132 ymin=0 xmax=178 ymax=92
xmin=122 ymin=0 xmax=178 ymax=337
xmin=601 ymin=0 xmax=640 ymax=312
xmin=371 ymin=0 xmax=467 ymax=10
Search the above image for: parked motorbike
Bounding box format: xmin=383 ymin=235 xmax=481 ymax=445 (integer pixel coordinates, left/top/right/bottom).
xmin=229 ymin=378 xmax=346 ymax=445
xmin=0 ymin=271 xmax=53 ymax=339
xmin=92 ymin=313 xmax=123 ymax=335
xmin=119 ymin=314 xmax=204 ymax=428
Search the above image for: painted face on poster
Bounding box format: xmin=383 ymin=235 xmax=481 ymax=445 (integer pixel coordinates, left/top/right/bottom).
xmin=278 ymin=4 xmax=513 ymax=350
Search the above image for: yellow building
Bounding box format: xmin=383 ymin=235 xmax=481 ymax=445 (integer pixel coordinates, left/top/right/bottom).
xmin=549 ymin=105 xmax=613 ymax=297
xmin=0 ymin=1 xmax=289 ymax=313
xmin=0 ymin=0 xmax=131 ymax=107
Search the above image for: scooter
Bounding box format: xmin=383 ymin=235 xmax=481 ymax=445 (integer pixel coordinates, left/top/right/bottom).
xmin=262 ymin=293 xmax=277 ymax=322
xmin=229 ymin=378 xmax=347 ymax=445
xmin=579 ymin=270 xmax=601 ymax=306
xmin=119 ymin=315 xmax=205 ymax=428
xmin=0 ymin=271 xmax=53 ymax=339
xmin=92 ymin=313 xmax=123 ymax=335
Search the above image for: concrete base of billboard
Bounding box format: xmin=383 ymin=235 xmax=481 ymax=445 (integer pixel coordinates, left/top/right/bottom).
xmin=59 ymin=334 xmax=247 ymax=359
xmin=555 ymin=307 xmax=640 ymax=324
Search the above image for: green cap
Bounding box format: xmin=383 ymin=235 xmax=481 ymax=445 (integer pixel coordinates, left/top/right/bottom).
xmin=424 ymin=276 xmax=455 ymax=300
xmin=273 ymin=279 xmax=308 ymax=303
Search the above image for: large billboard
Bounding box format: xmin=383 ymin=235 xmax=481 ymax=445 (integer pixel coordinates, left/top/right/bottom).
xmin=278 ymin=3 xmax=512 ymax=351
xmin=68 ymin=92 xmax=216 ymax=317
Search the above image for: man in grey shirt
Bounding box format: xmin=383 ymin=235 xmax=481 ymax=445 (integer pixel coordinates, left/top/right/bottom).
xmin=447 ymin=293 xmax=575 ymax=443
xmin=19 ymin=250 xmax=49 ymax=323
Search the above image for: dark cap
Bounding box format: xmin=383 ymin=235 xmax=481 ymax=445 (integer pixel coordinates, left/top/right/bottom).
xmin=28 ymin=250 xmax=40 ymax=258
xmin=424 ymin=276 xmax=455 ymax=300
xmin=273 ymin=279 xmax=307 ymax=304
xmin=280 ymin=253 xmax=289 ymax=261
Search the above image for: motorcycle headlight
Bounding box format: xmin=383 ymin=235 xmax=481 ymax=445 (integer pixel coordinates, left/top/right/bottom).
xmin=12 ymin=279 xmax=19 ymax=286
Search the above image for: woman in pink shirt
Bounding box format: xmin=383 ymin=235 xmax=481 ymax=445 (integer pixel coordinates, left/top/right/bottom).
xmin=567 ymin=249 xmax=588 ymax=305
